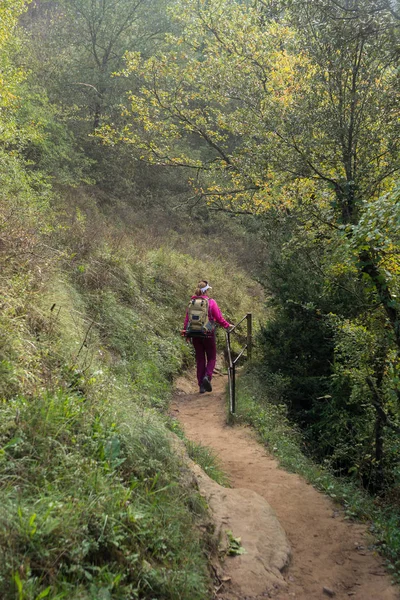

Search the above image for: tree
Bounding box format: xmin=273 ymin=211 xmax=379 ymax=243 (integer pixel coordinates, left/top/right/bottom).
xmin=117 ymin=0 xmax=399 ymax=207
xmin=112 ymin=0 xmax=399 ymax=341
xmin=111 ymin=0 xmax=400 ymax=488
xmin=24 ymin=0 xmax=173 ymax=131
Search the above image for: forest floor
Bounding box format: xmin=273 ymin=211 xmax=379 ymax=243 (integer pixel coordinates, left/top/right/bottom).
xmin=171 ymin=370 xmax=400 ymax=600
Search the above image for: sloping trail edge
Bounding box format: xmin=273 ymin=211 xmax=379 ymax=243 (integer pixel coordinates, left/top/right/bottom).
xmin=171 ymin=371 xmax=400 ymax=600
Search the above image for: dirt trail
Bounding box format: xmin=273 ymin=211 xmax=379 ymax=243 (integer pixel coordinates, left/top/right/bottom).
xmin=171 ymin=372 xmax=400 ymax=600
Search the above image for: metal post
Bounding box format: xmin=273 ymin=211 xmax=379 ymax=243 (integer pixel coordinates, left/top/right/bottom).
xmin=227 ymin=330 xmax=233 ymax=414
xmin=226 ymin=315 xmax=252 ymax=416
xmin=247 ymin=313 xmax=252 ymax=361
xmin=232 ymin=362 xmax=236 ymax=414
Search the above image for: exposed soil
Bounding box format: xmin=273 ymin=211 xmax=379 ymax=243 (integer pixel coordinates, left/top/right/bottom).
xmin=171 ymin=371 xmax=400 ymax=600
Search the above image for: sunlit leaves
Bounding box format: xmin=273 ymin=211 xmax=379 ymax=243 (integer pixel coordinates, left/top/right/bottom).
xmin=352 ymin=186 xmax=400 ymax=281
xmin=103 ymin=0 xmax=309 ymax=212
xmin=104 ymin=0 xmax=400 ymax=352
xmin=0 ymin=0 xmax=26 ymax=112
xmin=0 ymin=0 xmax=26 ymax=49
xmin=112 ymin=0 xmax=399 ymax=223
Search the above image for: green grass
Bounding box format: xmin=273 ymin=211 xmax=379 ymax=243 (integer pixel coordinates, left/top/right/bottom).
xmin=234 ymin=370 xmax=400 ymax=582
xmin=0 ymin=186 xmax=263 ymax=599
xmin=185 ymin=440 xmax=231 ymax=488
xmin=0 ymin=389 xmax=211 ymax=600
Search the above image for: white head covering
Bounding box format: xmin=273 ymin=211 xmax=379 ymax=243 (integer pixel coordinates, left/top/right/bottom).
xmin=200 ymin=283 xmax=212 ymax=293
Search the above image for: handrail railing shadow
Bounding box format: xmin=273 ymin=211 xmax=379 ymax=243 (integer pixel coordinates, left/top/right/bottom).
xmin=226 ymin=313 xmax=252 ymax=416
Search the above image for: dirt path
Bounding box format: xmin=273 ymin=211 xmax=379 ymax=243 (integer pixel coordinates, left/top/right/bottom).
xmin=171 ymin=372 xmax=400 ymax=600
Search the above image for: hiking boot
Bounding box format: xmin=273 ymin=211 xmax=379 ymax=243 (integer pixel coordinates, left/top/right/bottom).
xmin=202 ymin=376 xmax=212 ymax=392
xmin=199 ymin=385 xmax=206 ymax=394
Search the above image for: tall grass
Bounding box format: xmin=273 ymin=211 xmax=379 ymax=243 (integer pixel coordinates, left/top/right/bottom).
xmin=0 ymin=188 xmax=262 ymax=599
xmin=0 ymin=390 xmax=210 ymax=599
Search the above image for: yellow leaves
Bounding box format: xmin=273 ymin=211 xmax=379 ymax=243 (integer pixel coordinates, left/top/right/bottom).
xmin=326 ymin=261 xmax=358 ymax=280
xmin=265 ymin=49 xmax=312 ymax=112
xmin=123 ymin=51 xmax=142 ymax=73
xmin=112 ymin=0 xmax=370 ymax=220
xmin=0 ymin=1 xmax=24 ymax=46
xmin=0 ymin=2 xmax=28 ymax=146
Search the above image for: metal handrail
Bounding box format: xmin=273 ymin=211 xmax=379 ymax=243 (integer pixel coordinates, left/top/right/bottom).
xmin=232 ymin=344 xmax=247 ymax=365
xmin=229 ymin=314 xmax=249 ymax=330
xmin=226 ymin=313 xmax=252 ymax=415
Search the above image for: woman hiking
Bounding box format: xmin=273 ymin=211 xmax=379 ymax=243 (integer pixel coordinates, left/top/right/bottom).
xmin=183 ymin=280 xmax=233 ymax=394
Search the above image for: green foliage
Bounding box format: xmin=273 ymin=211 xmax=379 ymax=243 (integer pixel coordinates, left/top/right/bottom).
xmin=24 ymin=0 xmax=172 ymax=132
xmin=15 ymin=87 xmax=94 ymax=185
xmin=0 ymin=0 xmax=27 ymax=112
xmin=0 ymin=167 xmax=259 ymax=598
xmin=104 ymin=0 xmax=400 ymax=502
xmin=3 ymin=0 xmax=400 ymax=592
xmin=260 ymin=306 xmax=334 ymax=415
xmin=0 ymin=390 xmax=210 ymax=599
xmin=114 ymin=0 xmax=400 ymax=219
xmin=225 ymin=531 xmax=246 ymax=556
xmin=256 ymin=208 xmax=400 ymax=491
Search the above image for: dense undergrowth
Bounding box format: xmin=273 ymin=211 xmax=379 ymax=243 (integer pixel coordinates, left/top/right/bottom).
xmin=6 ymin=0 xmax=400 ymax=594
xmin=235 ymin=368 xmax=400 ymax=581
xmin=0 ymin=9 xmax=261 ymax=591
xmin=0 ymin=180 xmax=260 ymax=599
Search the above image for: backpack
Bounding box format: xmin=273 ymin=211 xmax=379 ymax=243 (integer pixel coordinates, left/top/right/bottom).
xmin=186 ymin=297 xmax=215 ymax=337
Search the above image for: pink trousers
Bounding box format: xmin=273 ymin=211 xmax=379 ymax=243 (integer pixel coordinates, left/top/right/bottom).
xmin=192 ymin=335 xmax=217 ymax=386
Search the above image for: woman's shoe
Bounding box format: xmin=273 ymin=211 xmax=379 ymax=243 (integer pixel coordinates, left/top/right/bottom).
xmin=199 ymin=385 xmax=206 ymax=393
xmin=202 ymin=376 xmax=212 ymax=392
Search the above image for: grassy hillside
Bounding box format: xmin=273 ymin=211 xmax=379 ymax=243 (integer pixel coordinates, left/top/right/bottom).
xmin=0 ymin=184 xmax=262 ymax=599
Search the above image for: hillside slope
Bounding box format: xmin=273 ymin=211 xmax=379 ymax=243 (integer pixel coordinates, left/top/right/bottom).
xmin=0 ymin=187 xmax=263 ymax=599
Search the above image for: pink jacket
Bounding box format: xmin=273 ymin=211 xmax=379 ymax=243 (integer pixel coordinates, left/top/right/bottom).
xmin=184 ymin=295 xmax=230 ymax=330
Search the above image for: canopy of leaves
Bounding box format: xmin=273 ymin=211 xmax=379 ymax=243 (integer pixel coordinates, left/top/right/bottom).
xmin=106 ymin=0 xmax=400 ymax=495
xmin=110 ymin=0 xmax=400 ymax=220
